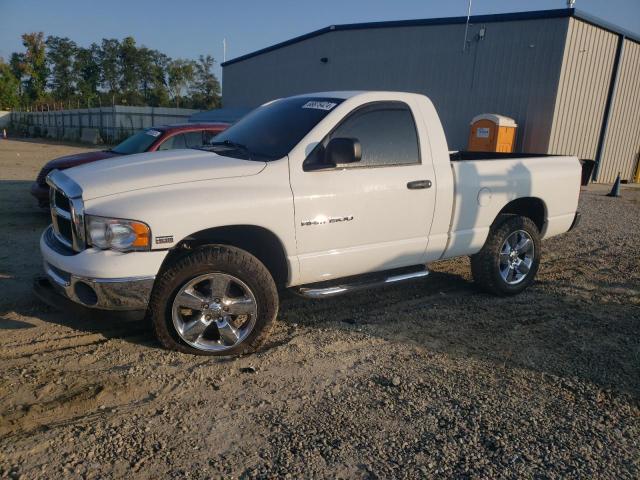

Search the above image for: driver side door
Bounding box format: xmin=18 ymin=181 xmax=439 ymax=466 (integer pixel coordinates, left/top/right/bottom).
xmin=289 ymin=101 xmax=436 ymax=285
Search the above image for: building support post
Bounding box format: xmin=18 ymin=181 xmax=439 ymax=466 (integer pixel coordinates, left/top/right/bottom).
xmin=593 ymin=35 xmax=625 ymax=182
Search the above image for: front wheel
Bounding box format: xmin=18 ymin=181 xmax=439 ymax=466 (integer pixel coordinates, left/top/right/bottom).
xmin=471 ymin=215 xmax=541 ymax=296
xmin=148 ymin=245 xmax=278 ymax=356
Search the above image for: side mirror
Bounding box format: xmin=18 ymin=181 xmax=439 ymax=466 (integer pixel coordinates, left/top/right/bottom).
xmin=325 ymin=137 xmax=362 ymax=166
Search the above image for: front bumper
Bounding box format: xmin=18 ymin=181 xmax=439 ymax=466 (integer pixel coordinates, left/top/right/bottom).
xmin=40 ymin=226 xmax=167 ymax=311
xmin=33 ymin=276 xmax=146 ymax=320
xmin=43 ymin=260 xmax=155 ymax=310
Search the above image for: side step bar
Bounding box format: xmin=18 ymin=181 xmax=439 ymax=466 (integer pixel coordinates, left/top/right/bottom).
xmin=294 ymin=266 xmax=429 ymax=299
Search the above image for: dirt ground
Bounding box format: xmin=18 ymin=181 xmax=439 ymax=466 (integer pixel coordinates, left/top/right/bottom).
xmin=0 ymin=138 xmax=638 ymax=479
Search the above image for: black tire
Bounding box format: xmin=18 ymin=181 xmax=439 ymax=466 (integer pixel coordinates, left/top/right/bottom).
xmin=148 ymin=245 xmax=278 ymax=356
xmin=470 ymin=215 xmax=541 ymax=296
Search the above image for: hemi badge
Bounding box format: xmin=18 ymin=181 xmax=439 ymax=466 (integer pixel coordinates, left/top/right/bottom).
xmin=301 ymin=215 xmax=354 ymax=227
xmin=155 ymin=235 xmax=174 ymax=245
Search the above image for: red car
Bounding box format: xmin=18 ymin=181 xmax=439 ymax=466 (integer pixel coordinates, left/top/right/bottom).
xmin=31 ymin=122 xmax=229 ymax=207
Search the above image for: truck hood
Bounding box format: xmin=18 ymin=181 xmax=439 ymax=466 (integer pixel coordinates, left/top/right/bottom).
xmin=62 ymin=149 xmax=266 ymax=200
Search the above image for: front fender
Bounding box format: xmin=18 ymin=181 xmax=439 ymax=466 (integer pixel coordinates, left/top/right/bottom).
xmin=83 ymin=160 xmax=298 ymax=277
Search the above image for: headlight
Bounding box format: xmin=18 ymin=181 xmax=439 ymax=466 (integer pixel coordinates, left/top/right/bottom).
xmin=86 ymin=215 xmax=151 ymax=252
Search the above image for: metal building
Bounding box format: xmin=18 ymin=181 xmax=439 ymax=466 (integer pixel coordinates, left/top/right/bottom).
xmin=221 ymin=9 xmax=640 ymax=183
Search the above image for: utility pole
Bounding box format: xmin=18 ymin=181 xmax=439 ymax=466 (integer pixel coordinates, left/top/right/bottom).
xmin=463 ymin=0 xmax=473 ymax=52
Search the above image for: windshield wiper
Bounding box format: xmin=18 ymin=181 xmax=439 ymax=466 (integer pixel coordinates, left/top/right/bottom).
xmin=205 ymin=140 xmax=253 ymax=159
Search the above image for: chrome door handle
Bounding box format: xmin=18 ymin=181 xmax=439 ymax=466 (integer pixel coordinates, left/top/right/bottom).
xmin=407 ymin=180 xmax=432 ymax=189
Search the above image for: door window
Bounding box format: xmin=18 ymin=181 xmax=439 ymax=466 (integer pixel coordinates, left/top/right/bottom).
xmin=158 ymin=133 xmax=187 ymax=150
xmin=309 ymin=102 xmax=421 ymax=168
xmin=184 ymin=131 xmax=204 ymax=148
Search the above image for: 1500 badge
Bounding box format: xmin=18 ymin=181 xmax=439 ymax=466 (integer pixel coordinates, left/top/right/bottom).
xmin=301 ymin=215 xmax=354 ymax=227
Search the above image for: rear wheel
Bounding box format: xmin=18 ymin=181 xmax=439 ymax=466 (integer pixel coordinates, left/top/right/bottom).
xmin=149 ymin=245 xmax=278 ymax=356
xmin=471 ymin=215 xmax=541 ymax=296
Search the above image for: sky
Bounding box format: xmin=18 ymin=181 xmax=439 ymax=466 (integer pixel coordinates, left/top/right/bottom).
xmin=1 ymin=0 xmax=639 ymax=80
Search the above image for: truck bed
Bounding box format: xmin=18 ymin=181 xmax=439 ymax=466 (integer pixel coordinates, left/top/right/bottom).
xmin=443 ymin=153 xmax=581 ymax=259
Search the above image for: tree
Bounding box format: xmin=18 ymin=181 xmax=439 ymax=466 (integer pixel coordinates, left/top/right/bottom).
xmin=189 ymin=55 xmax=221 ymax=109
xmin=118 ymin=36 xmax=140 ymax=104
xmin=98 ymin=38 xmax=120 ymax=96
xmin=0 ymin=58 xmax=20 ymax=109
xmin=138 ymin=48 xmax=170 ymax=106
xmin=46 ymin=36 xmax=78 ymax=100
xmin=6 ymin=31 xmax=221 ymax=110
xmin=20 ymin=32 xmax=48 ymax=103
xmin=137 ymin=47 xmax=154 ymax=101
xmin=150 ymin=51 xmax=172 ymax=106
xmin=75 ymin=44 xmax=101 ymax=104
xmin=9 ymin=52 xmax=26 ymax=99
xmin=168 ymin=59 xmax=195 ymax=108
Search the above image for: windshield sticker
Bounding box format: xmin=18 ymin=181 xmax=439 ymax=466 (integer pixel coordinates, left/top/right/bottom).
xmin=302 ymin=101 xmax=337 ymax=111
xmin=145 ymin=129 xmax=162 ymax=137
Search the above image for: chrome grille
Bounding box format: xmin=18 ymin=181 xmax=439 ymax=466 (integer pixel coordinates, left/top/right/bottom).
xmin=54 ymin=189 xmax=70 ymax=210
xmin=46 ymin=170 xmax=86 ymax=252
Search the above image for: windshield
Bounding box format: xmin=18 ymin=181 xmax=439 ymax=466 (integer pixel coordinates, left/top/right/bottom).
xmin=209 ymin=97 xmax=344 ymax=161
xmin=112 ymin=129 xmax=162 ymax=154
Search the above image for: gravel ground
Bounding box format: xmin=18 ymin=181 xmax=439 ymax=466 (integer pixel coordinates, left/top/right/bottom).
xmin=0 ymin=139 xmax=638 ymax=479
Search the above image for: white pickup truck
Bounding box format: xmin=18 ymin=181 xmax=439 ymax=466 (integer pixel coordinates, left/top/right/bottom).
xmin=37 ymin=91 xmax=581 ymax=356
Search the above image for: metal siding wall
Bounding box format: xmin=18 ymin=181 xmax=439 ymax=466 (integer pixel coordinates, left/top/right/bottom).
xmin=222 ymin=18 xmax=568 ymax=152
xmin=598 ymin=38 xmax=640 ymax=183
xmin=548 ymin=19 xmax=618 ymax=159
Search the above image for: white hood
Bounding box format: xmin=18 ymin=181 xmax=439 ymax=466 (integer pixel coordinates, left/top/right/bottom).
xmin=63 ymin=149 xmax=266 ymax=200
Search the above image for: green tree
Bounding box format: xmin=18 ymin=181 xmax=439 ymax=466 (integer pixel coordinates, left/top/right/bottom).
xmin=188 ymin=55 xmax=221 ymax=109
xmin=9 ymin=52 xmax=26 ymax=100
xmin=6 ymin=31 xmax=222 ymax=110
xmin=151 ymin=51 xmax=172 ymax=106
xmin=168 ymin=58 xmax=195 ymax=108
xmin=0 ymin=58 xmax=20 ymax=109
xmin=138 ymin=48 xmax=170 ymax=106
xmin=98 ymin=38 xmax=120 ymax=97
xmin=46 ymin=36 xmax=78 ymax=100
xmin=118 ymin=36 xmax=141 ymax=104
xmin=75 ymin=44 xmax=101 ymax=104
xmin=20 ymin=32 xmax=48 ymax=103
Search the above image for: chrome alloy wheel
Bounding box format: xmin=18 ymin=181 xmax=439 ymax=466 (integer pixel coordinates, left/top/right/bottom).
xmin=171 ymin=273 xmax=258 ymax=352
xmin=499 ymin=230 xmax=534 ymax=285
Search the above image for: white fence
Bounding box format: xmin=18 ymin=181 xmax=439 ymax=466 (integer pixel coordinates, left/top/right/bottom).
xmin=10 ymin=106 xmax=201 ymax=144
